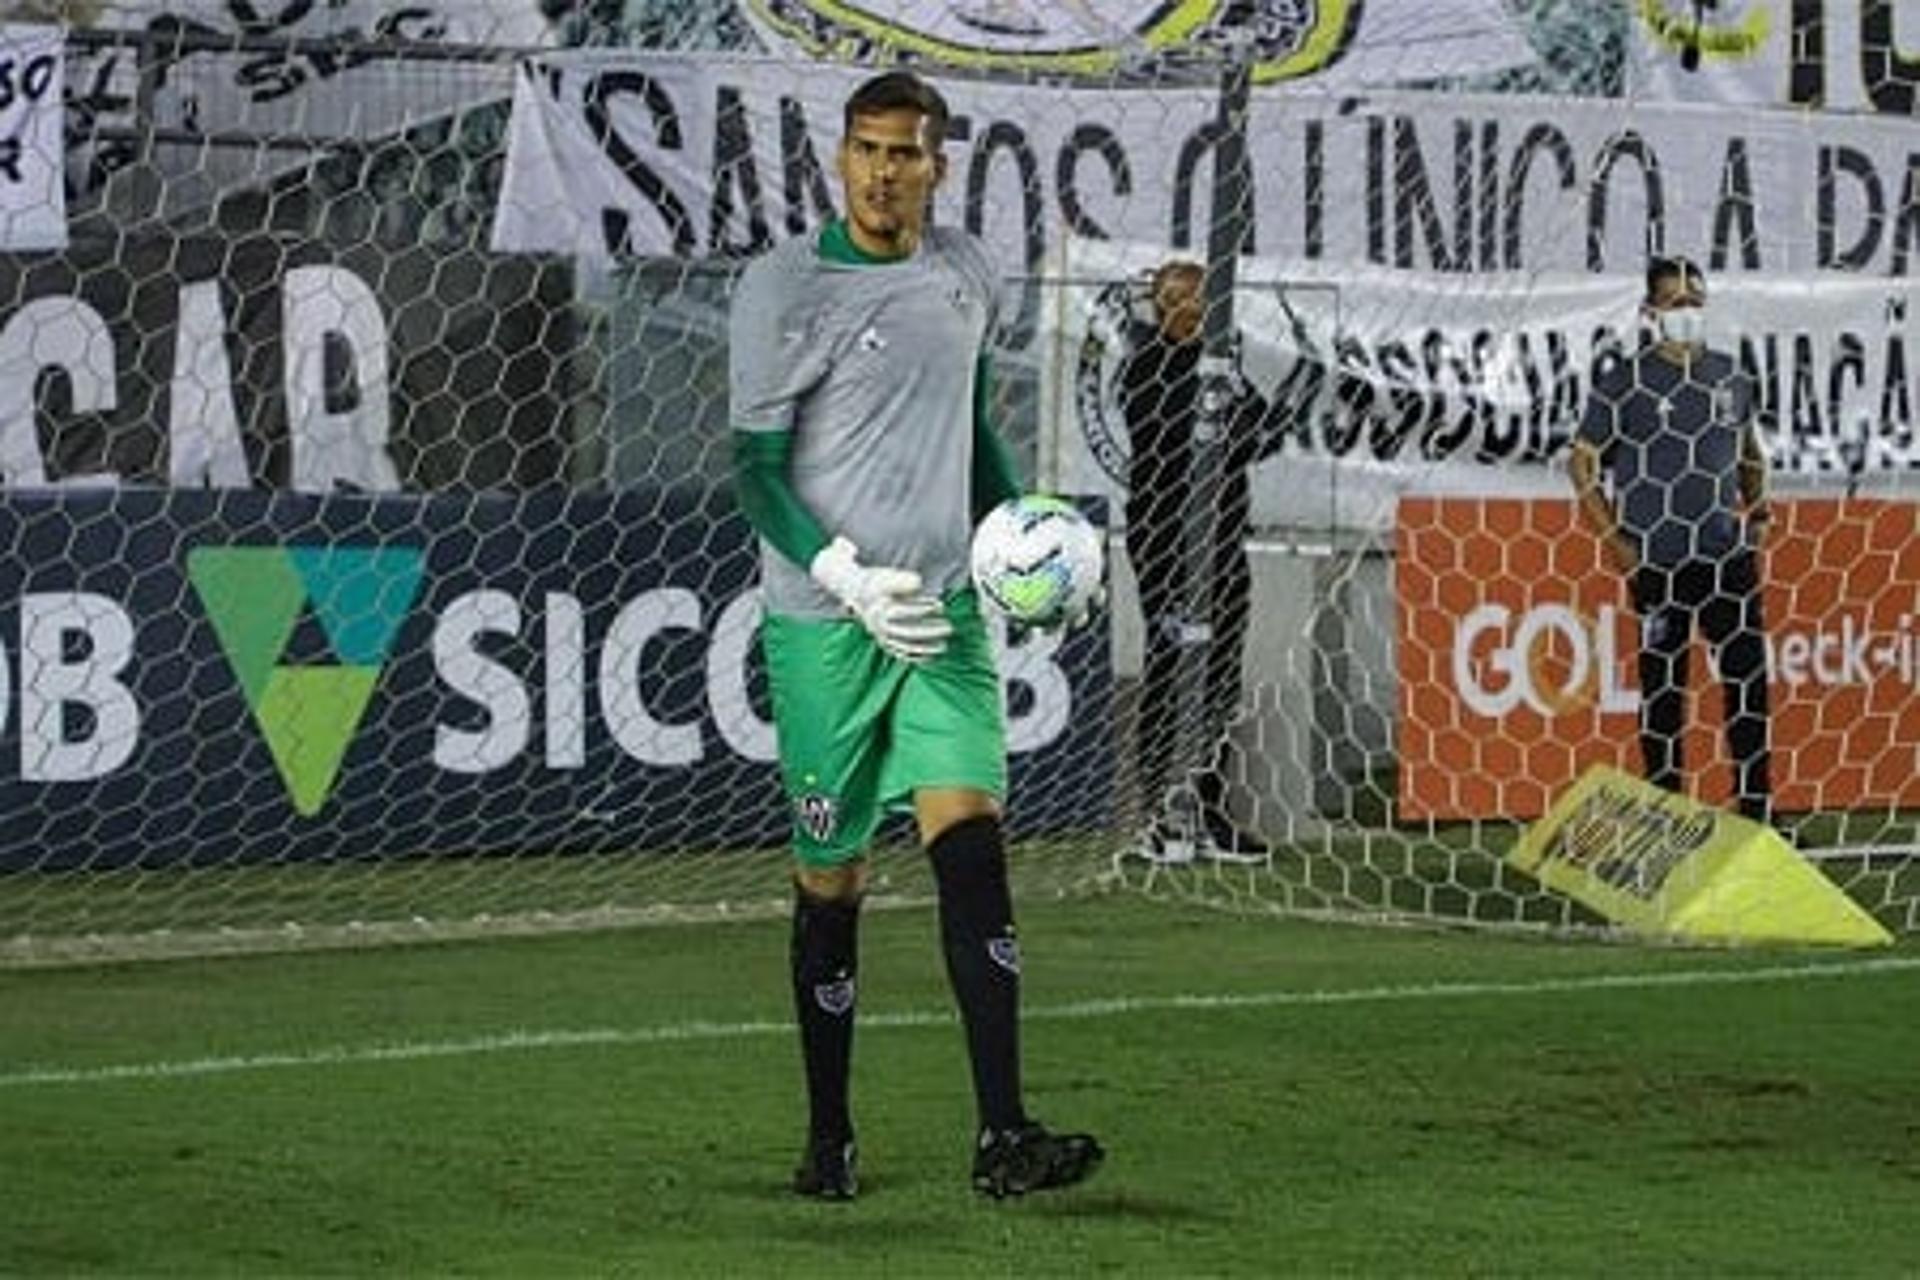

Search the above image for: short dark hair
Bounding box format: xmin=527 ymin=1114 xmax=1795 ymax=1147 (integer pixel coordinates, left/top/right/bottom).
xmin=1645 ymin=254 xmax=1706 ymax=301
xmin=843 ymin=71 xmax=950 ymax=147
xmin=1152 ymin=258 xmax=1203 ymax=295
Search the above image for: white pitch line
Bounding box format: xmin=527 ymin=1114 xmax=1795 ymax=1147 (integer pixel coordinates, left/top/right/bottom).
xmin=6 ymin=955 xmax=1918 ymax=1090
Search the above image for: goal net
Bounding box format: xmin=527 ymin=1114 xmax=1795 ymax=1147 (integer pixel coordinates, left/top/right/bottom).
xmin=3 ymin=0 xmax=1915 ymax=962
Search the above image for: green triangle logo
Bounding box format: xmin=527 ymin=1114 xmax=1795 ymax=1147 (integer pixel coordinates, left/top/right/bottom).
xmin=189 ymin=546 xmax=425 ymax=816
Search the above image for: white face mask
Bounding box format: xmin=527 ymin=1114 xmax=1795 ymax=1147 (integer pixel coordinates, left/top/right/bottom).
xmin=1655 ymin=305 xmax=1707 ymax=347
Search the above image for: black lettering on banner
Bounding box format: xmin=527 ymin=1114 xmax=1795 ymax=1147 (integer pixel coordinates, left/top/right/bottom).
xmin=1730 ymin=322 xmax=1920 ymax=468
xmin=1269 ymin=322 xmax=1328 ymax=452
xmin=707 ymin=85 xmax=771 ymax=258
xmin=381 ymin=10 xmax=450 ymax=44
xmin=0 ymin=51 xmax=57 ymax=187
xmin=1508 ymin=334 xmax=1551 ymax=457
xmin=1883 ymin=316 xmax=1914 ymax=446
xmin=1390 ymin=117 xmax=1471 ymax=272
xmin=0 ymin=53 xmax=56 ymax=110
xmin=227 ymin=0 xmax=315 ymax=33
xmin=1792 ymin=332 xmax=1824 ymax=441
xmin=583 ymin=70 xmax=696 ymax=258
xmin=1172 ymin=117 xmax=1228 ymax=251
xmin=1448 ymin=118 xmax=1476 ymax=272
xmin=1325 ymin=334 xmax=1373 ymax=455
xmin=1790 ymin=0 xmax=1826 ymax=106
xmin=1862 ymin=0 xmax=1920 ymax=116
xmin=1505 ymin=331 xmax=1545 ymax=459
xmin=1374 ymin=340 xmax=1425 ymax=459
xmin=778 ymin=96 xmax=837 ymax=236
xmin=1711 ymin=137 xmax=1761 ymax=272
xmin=233 ymin=52 xmax=305 ymax=102
xmin=1505 ymin=123 xmax=1576 ymax=271
xmin=1891 ymin=155 xmax=1920 ymax=276
xmin=1365 ymin=116 xmax=1386 ymax=264
xmin=1266 ymin=311 xmax=1650 ymax=466
xmin=1829 ymin=331 xmax=1867 ymax=438
xmin=184 ymin=4 xmax=437 ymax=106
xmin=1591 ymin=324 xmax=1629 ymax=368
xmin=1057 ymin=123 xmax=1130 ymax=242
xmin=1478 ymin=120 xmax=1500 ymax=272
xmin=1419 ymin=330 xmax=1470 ymax=457
xmin=1547 ymin=330 xmax=1581 ymax=455
xmin=1304 ymin=119 xmax=1324 ymax=260
xmin=1587 ymin=131 xmax=1666 ymax=273
xmin=964 ymin=121 xmax=1042 ymax=347
xmin=1467 ymin=329 xmax=1513 ymax=461
xmin=1819 ymin=145 xmax=1884 ymax=270
xmin=1739 ymin=333 xmax=1783 ymax=434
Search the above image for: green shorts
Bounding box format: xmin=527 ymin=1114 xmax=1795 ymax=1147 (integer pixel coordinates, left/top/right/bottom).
xmin=761 ymin=590 xmax=1007 ymax=867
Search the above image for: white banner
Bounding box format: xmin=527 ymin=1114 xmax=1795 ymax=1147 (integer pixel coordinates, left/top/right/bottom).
xmin=1042 ymin=237 xmax=1920 ymax=528
xmin=1629 ymin=0 xmax=1920 ymax=117
xmin=493 ymin=53 xmax=1920 ymax=298
xmin=737 ymin=0 xmax=1536 ymax=88
xmin=0 ymin=25 xmax=65 ymax=251
xmin=69 ymin=3 xmax=555 ymax=206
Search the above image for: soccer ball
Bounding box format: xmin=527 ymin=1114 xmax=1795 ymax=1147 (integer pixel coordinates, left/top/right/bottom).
xmin=970 ymin=495 xmax=1105 ymax=628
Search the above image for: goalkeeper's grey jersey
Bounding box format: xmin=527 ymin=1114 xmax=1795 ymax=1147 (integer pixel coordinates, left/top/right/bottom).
xmin=730 ymin=224 xmax=1003 ymax=619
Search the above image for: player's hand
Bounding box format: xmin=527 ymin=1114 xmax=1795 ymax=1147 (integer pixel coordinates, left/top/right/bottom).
xmin=810 ymin=536 xmax=953 ymax=663
xmin=1058 ymin=583 xmax=1107 ymax=632
xmin=1009 ymin=583 xmax=1106 ymax=646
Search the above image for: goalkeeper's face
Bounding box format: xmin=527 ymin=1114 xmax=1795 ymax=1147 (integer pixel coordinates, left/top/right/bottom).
xmin=837 ymin=108 xmax=946 ymax=254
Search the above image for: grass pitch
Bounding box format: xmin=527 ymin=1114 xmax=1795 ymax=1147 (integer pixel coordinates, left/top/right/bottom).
xmin=5 ymin=893 xmax=1919 ymax=1276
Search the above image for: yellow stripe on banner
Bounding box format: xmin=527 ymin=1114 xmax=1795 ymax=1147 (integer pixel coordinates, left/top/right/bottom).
xmin=1508 ymin=766 xmax=1892 ymax=947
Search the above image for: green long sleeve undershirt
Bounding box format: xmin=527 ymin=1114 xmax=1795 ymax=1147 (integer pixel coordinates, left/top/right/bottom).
xmin=732 ymin=429 xmax=833 ymax=568
xmin=732 ymin=352 xmax=1025 ymax=569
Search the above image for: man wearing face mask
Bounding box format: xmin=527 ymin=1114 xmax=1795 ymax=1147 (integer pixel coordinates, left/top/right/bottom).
xmin=1568 ymin=255 xmax=1774 ymax=821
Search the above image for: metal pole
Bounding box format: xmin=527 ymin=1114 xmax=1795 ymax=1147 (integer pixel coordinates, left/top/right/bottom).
xmin=1177 ymin=40 xmax=1253 ymax=820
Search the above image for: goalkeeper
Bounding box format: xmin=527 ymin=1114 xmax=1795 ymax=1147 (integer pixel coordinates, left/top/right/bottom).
xmin=728 ymin=69 xmax=1104 ymax=1202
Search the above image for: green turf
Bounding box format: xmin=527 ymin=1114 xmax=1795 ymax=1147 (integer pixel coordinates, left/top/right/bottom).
xmin=4 ymin=895 xmax=1918 ymax=1276
xmin=9 ymin=817 xmax=1918 ymax=960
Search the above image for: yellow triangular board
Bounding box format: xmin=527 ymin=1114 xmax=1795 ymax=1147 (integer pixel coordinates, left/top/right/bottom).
xmin=1508 ymin=765 xmax=1892 ymax=947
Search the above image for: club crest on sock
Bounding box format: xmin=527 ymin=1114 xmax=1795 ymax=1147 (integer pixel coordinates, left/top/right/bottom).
xmin=987 ymin=934 xmax=1022 ymax=975
xmin=814 ymin=974 xmax=856 ymax=1015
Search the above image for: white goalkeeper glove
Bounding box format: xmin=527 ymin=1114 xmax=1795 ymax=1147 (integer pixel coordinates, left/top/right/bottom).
xmin=809 ymin=536 xmax=953 ymax=663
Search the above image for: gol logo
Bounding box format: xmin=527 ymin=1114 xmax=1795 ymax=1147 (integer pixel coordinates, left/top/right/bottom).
xmin=1452 ymin=603 xmax=1639 ymax=718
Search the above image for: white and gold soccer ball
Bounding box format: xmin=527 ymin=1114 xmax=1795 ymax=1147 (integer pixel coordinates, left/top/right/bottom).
xmin=969 ymin=495 xmax=1105 ymax=629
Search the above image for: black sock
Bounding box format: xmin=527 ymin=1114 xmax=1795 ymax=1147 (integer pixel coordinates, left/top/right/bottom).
xmin=791 ymin=887 xmax=860 ymax=1145
xmin=928 ymin=815 xmax=1025 ymax=1134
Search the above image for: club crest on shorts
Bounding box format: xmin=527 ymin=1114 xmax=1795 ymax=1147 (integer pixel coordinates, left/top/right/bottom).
xmin=796 ymin=792 xmax=839 ymax=843
xmin=987 ymin=934 xmax=1022 ymax=975
xmin=814 ymin=976 xmax=856 ymax=1016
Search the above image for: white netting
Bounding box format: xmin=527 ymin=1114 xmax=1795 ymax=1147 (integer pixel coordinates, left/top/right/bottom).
xmin=4 ymin=0 xmax=1917 ymax=964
